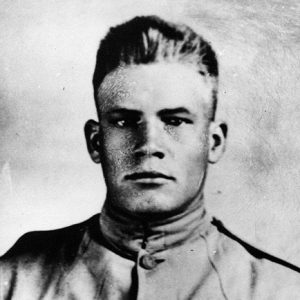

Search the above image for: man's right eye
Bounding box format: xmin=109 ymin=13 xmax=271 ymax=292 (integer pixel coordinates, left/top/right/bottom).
xmin=112 ymin=118 xmax=141 ymax=128
xmin=115 ymin=120 xmax=126 ymax=127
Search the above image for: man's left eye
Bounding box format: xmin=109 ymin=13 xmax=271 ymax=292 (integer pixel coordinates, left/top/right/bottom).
xmin=162 ymin=117 xmax=192 ymax=126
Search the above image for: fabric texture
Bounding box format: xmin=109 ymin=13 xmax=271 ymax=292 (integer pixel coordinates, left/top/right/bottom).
xmin=1 ymin=206 xmax=300 ymax=299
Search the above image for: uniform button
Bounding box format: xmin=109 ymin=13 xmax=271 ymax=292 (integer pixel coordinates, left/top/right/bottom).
xmin=140 ymin=254 xmax=158 ymax=270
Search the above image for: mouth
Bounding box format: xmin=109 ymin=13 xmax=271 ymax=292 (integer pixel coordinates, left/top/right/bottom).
xmin=124 ymin=171 xmax=175 ymax=184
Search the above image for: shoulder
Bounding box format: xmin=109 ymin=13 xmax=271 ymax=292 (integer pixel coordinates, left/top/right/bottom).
xmin=211 ymin=217 xmax=300 ymax=273
xmin=0 ymin=214 xmax=100 ymax=267
xmin=0 ymin=214 xmax=101 ymax=299
xmin=211 ymin=217 xmax=300 ymax=298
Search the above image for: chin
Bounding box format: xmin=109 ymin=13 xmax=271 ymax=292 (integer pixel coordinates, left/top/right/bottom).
xmin=107 ymin=185 xmax=191 ymax=218
xmin=122 ymin=195 xmax=186 ymax=219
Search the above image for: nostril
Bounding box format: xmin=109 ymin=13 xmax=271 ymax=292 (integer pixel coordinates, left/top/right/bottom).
xmin=135 ymin=151 xmax=145 ymax=159
xmin=154 ymin=152 xmax=164 ymax=159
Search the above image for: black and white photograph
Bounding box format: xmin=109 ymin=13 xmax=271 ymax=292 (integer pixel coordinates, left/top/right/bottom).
xmin=1 ymin=0 xmax=300 ymax=298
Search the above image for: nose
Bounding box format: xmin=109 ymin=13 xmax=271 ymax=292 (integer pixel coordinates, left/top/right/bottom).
xmin=134 ymin=120 xmax=165 ymax=159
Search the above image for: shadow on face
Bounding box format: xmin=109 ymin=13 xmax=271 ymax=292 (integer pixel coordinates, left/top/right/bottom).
xmin=85 ymin=63 xmax=227 ymax=218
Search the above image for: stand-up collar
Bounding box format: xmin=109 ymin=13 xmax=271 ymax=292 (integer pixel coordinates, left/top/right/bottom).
xmin=99 ymin=195 xmax=211 ymax=259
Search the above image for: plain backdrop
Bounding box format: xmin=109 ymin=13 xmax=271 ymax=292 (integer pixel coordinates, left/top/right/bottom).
xmin=1 ymin=0 xmax=300 ymax=264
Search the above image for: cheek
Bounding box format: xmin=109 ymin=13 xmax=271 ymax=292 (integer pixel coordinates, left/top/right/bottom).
xmin=176 ymin=133 xmax=209 ymax=173
xmin=102 ymin=127 xmax=134 ymax=152
xmin=101 ymin=130 xmax=135 ymax=169
xmin=174 ymin=126 xmax=209 ymax=156
xmin=178 ymin=148 xmax=208 ymax=193
xmin=182 ymin=148 xmax=208 ymax=172
xmin=164 ymin=126 xmax=180 ymax=142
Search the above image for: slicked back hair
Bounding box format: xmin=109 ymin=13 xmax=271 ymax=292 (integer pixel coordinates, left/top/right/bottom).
xmin=93 ymin=15 xmax=219 ymax=119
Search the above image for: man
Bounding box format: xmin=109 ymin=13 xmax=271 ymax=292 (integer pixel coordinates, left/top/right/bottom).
xmin=1 ymin=15 xmax=300 ymax=299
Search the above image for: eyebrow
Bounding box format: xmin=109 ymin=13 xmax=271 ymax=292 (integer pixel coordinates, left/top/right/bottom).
xmin=103 ymin=107 xmax=192 ymax=116
xmin=158 ymin=107 xmax=191 ymax=116
xmin=104 ymin=108 xmax=142 ymax=115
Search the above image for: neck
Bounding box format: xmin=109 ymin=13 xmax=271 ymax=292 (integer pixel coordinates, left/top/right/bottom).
xmin=99 ymin=193 xmax=210 ymax=259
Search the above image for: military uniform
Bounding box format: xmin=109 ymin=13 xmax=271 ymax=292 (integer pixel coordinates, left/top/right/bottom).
xmin=1 ymin=202 xmax=300 ymax=299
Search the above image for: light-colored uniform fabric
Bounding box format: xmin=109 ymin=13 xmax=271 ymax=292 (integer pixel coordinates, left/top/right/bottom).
xmin=1 ymin=202 xmax=300 ymax=299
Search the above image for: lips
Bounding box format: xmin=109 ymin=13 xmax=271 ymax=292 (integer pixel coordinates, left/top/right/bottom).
xmin=124 ymin=171 xmax=175 ymax=183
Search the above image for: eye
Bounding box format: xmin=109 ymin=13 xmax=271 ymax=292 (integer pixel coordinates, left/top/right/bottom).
xmin=112 ymin=117 xmax=142 ymax=128
xmin=162 ymin=116 xmax=192 ymax=127
xmin=115 ymin=120 xmax=127 ymax=127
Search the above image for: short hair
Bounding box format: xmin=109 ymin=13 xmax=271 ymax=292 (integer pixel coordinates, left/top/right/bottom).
xmin=93 ymin=15 xmax=219 ymax=119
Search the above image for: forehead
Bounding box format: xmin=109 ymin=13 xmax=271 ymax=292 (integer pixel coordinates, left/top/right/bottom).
xmin=97 ymin=63 xmax=214 ymax=112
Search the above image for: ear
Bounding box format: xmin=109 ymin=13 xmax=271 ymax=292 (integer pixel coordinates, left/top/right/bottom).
xmin=84 ymin=119 xmax=101 ymax=164
xmin=208 ymin=121 xmax=227 ymax=164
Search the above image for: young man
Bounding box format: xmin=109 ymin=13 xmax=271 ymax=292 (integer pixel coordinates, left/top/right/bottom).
xmin=1 ymin=16 xmax=300 ymax=299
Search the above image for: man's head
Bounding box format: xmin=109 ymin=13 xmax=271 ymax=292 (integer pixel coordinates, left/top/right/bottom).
xmin=85 ymin=16 xmax=227 ymax=219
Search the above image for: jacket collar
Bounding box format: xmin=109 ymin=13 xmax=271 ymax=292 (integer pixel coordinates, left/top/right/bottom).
xmin=99 ymin=194 xmax=211 ymax=259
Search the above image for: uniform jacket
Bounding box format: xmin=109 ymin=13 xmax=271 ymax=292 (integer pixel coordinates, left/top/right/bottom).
xmin=1 ymin=203 xmax=300 ymax=299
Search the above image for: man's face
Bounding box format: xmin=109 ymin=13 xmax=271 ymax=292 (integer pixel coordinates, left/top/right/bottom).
xmin=88 ymin=63 xmax=224 ymax=218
